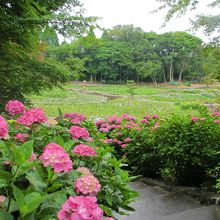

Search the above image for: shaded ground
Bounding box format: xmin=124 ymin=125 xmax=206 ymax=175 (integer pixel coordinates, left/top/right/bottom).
xmin=116 ymin=181 xmax=220 ymax=220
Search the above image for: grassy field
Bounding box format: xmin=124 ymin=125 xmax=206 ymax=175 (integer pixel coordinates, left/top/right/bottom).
xmin=29 ymin=82 xmax=220 ymax=119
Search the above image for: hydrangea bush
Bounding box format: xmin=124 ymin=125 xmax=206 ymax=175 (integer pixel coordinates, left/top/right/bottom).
xmin=0 ymin=101 xmax=138 ymax=220
xmin=95 ymin=112 xmax=220 ymax=187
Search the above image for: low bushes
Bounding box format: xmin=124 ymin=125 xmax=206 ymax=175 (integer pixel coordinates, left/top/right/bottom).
xmin=0 ymin=101 xmax=138 ymax=220
xmin=97 ymin=112 xmax=220 ymax=187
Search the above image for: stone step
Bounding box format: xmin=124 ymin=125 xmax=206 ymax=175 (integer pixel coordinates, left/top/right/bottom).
xmin=160 ymin=205 xmax=220 ymax=220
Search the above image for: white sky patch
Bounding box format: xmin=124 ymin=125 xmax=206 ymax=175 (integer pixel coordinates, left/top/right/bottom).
xmin=79 ymin=0 xmax=218 ymax=42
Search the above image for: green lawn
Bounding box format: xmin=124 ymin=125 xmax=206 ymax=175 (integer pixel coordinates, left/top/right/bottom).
xmin=29 ymin=82 xmax=219 ymax=118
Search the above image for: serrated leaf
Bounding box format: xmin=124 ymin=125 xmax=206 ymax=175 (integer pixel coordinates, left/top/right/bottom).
xmin=105 ymin=194 xmax=112 ymax=206
xmin=22 ymin=192 xmax=44 ymax=216
xmin=120 ymin=204 xmax=135 ymax=211
xmin=13 ymin=140 xmax=33 ymax=165
xmin=26 ymin=170 xmax=47 ymax=192
xmin=99 ymin=205 xmax=113 ymax=216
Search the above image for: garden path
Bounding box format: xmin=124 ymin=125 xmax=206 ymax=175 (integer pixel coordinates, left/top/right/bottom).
xmin=116 ymin=181 xmax=220 ymax=220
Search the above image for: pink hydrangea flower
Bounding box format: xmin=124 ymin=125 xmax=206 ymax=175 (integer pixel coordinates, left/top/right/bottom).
xmin=152 ymin=114 xmax=159 ymax=119
xmin=117 ymin=132 xmax=122 ymax=136
xmin=121 ymin=113 xmax=136 ymax=121
xmin=0 ymin=116 xmax=8 ymax=139
xmin=64 ymin=113 xmax=86 ymax=120
xmin=101 ymin=123 xmax=110 ymax=128
xmin=140 ymin=119 xmax=148 ymax=123
xmin=76 ymin=167 xmax=92 ymax=176
xmin=69 ymin=126 xmax=89 ymax=140
xmin=115 ymin=118 xmax=122 ymax=124
xmin=5 ymin=100 xmax=25 ymax=116
xmin=74 ymin=175 xmax=101 ymax=196
xmin=0 ymin=195 xmax=6 ymax=203
xmin=16 ymin=108 xmax=47 ymax=126
xmin=15 ymin=133 xmax=29 ymax=142
xmin=153 ymin=122 xmax=160 ymax=130
xmin=213 ymin=112 xmax=220 ymax=117
xmin=71 ymin=117 xmax=82 ymax=125
xmin=95 ymin=119 xmax=105 ymax=127
xmin=73 ymin=144 xmax=97 ymax=157
xmin=99 ymin=128 xmax=109 ymax=133
xmin=108 ymin=115 xmax=117 ymax=123
xmin=144 ymin=115 xmax=152 ymax=119
xmin=105 ymin=139 xmax=113 ymax=143
xmin=121 ymin=144 xmax=127 ymax=148
xmin=39 ymin=143 xmax=72 ymax=173
xmin=124 ymin=138 xmax=131 ymax=143
xmin=104 ymin=218 xmax=115 ymax=220
xmin=214 ymin=120 xmax=220 ymax=124
xmin=57 ymin=196 xmax=103 ymax=220
xmin=192 ymin=117 xmax=200 ymax=122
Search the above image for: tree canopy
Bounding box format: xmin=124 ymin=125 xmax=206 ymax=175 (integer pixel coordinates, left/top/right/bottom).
xmin=46 ymin=25 xmax=209 ymax=84
xmin=0 ymin=0 xmax=97 ymax=111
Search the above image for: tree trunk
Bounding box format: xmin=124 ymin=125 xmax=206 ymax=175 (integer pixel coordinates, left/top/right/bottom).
xmin=169 ymin=59 xmax=173 ymax=82
xmin=178 ymin=69 xmax=184 ymax=82
xmin=90 ymin=74 xmax=93 ymax=83
xmin=162 ymin=65 xmax=167 ymax=84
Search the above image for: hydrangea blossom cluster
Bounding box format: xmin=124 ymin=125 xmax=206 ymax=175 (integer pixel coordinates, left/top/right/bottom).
xmin=74 ymin=175 xmax=101 ymax=196
xmin=124 ymin=121 xmax=140 ymax=130
xmin=64 ymin=113 xmax=86 ymax=125
xmin=5 ymin=100 xmax=25 ymax=116
xmin=96 ymin=114 xmax=137 ymax=133
xmin=140 ymin=114 xmax=159 ymax=124
xmin=213 ymin=111 xmax=220 ymax=117
xmin=76 ymin=167 xmax=92 ymax=176
xmin=15 ymin=133 xmax=29 ymax=142
xmin=0 ymin=116 xmax=8 ymax=139
xmin=73 ymin=144 xmax=97 ymax=157
xmin=69 ymin=126 xmax=90 ymax=140
xmin=121 ymin=113 xmax=136 ymax=121
xmin=16 ymin=108 xmax=47 ymax=126
xmin=39 ymin=143 xmax=72 ymax=173
xmin=0 ymin=195 xmax=6 ymax=203
xmin=57 ymin=196 xmax=103 ymax=220
xmin=191 ymin=116 xmax=206 ymax=122
xmin=152 ymin=122 xmax=160 ymax=130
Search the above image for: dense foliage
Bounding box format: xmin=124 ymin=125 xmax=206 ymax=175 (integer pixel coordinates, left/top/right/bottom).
xmin=95 ymin=110 xmax=220 ymax=187
xmin=0 ymin=101 xmax=138 ymax=219
xmin=46 ymin=25 xmax=220 ymax=84
xmin=0 ymin=0 xmax=97 ymax=111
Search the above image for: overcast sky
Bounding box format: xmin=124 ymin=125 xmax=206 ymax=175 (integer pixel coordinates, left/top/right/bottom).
xmin=80 ymin=0 xmax=217 ymax=42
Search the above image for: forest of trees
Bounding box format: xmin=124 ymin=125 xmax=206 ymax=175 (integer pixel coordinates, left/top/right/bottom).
xmin=45 ymin=24 xmax=220 ymax=84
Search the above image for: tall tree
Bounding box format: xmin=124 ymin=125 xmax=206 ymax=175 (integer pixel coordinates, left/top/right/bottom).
xmin=0 ymin=0 xmax=96 ymax=110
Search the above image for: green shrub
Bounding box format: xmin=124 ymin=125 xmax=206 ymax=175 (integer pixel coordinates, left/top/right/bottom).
xmin=154 ymin=115 xmax=220 ymax=185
